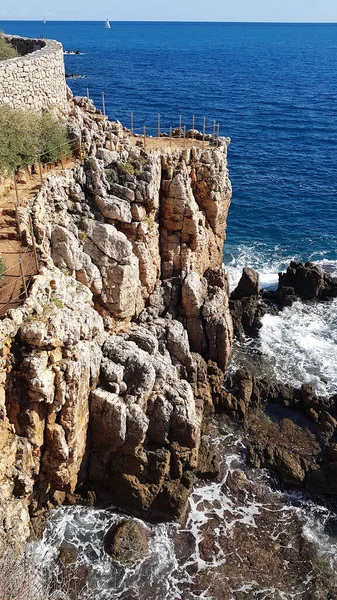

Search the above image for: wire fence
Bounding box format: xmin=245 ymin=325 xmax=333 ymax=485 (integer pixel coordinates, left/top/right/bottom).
xmin=0 ymin=107 xmax=224 ymax=318
xmin=0 ymin=242 xmax=36 ymax=317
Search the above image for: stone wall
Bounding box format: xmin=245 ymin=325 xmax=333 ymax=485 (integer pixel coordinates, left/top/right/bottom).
xmin=0 ymin=35 xmax=68 ymax=114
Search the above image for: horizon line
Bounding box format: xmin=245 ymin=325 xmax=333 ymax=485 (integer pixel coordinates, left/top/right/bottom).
xmin=1 ymin=19 xmax=337 ymax=24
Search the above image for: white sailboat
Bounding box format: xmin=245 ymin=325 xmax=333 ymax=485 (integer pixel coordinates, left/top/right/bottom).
xmin=105 ymin=18 xmax=111 ymax=29
xmin=43 ymin=18 xmax=46 ymax=24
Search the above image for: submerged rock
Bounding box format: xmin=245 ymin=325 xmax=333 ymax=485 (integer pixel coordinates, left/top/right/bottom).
xmin=104 ymin=519 xmax=150 ymax=565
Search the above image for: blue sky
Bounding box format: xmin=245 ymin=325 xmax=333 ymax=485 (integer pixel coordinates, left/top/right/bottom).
xmin=1 ymin=0 xmax=337 ymax=22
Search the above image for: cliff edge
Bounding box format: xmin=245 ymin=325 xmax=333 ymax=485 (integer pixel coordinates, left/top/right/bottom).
xmin=0 ymin=95 xmax=232 ymax=549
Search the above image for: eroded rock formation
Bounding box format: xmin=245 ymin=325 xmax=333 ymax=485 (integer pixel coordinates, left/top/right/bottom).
xmin=0 ymin=96 xmax=233 ymax=548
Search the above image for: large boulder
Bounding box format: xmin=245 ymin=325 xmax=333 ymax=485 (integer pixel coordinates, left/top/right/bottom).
xmin=104 ymin=519 xmax=150 ymax=565
xmin=231 ymin=267 xmax=260 ymax=300
xmin=230 ymin=268 xmax=272 ymax=339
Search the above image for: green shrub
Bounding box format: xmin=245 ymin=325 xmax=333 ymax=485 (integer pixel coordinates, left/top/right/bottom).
xmin=123 ymin=161 xmax=141 ymax=176
xmin=0 ymin=105 xmax=40 ymax=172
xmin=0 ymin=37 xmax=18 ymax=60
xmin=50 ymin=297 xmax=64 ymax=309
xmin=0 ymin=256 xmax=5 ymax=283
xmin=0 ymin=106 xmax=72 ymax=174
xmin=39 ymin=113 xmax=71 ymax=164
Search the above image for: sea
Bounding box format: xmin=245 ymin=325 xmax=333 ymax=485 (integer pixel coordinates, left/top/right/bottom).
xmin=1 ymin=21 xmax=337 ymax=598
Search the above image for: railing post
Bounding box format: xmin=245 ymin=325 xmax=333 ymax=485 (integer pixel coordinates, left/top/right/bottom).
xmin=217 ymin=123 xmax=220 ymax=147
xmin=86 ymin=87 xmax=89 ymax=102
xmin=158 ymin=113 xmax=161 ymax=138
xmin=38 ymin=156 xmax=43 ymax=183
xmin=131 ymin=112 xmax=134 ymax=135
xmin=143 ymin=126 xmax=147 ymax=150
xmin=19 ymin=258 xmax=28 ymax=299
xmin=179 ymin=114 xmax=182 ymax=138
xmin=183 ymin=126 xmax=186 ymax=149
xmin=170 ymin=127 xmax=172 ymax=149
xmin=102 ymin=91 xmax=106 ymax=116
xmin=29 ymin=215 xmax=39 ymax=273
xmin=13 ymin=170 xmax=19 ymax=206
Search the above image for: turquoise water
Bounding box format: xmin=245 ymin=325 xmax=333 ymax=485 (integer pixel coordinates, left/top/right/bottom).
xmin=2 ymin=20 xmax=337 ymax=276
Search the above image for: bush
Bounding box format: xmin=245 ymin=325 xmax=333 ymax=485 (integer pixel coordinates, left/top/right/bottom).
xmin=0 ymin=256 xmax=5 ymax=282
xmin=0 ymin=37 xmax=18 ymax=61
xmin=0 ymin=106 xmax=72 ymax=174
xmin=40 ymin=113 xmax=71 ymax=164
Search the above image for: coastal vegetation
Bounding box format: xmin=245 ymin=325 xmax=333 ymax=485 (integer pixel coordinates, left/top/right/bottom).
xmin=0 ymin=256 xmax=5 ymax=282
xmin=0 ymin=106 xmax=71 ymax=174
xmin=0 ymin=36 xmax=18 ymax=61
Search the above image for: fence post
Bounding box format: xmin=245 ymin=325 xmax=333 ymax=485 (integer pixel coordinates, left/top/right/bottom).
xmin=203 ymin=117 xmax=206 ymax=149
xmin=19 ymin=258 xmax=28 ymax=299
xmin=86 ymin=87 xmax=89 ymax=102
xmin=29 ymin=215 xmax=39 ymax=273
xmin=60 ymin=145 xmax=64 ymax=169
xmin=192 ymin=115 xmax=195 ymax=139
xmin=102 ymin=91 xmax=106 ymax=116
xmin=131 ymin=112 xmax=134 ymax=135
xmin=13 ymin=170 xmax=20 ymax=206
xmin=213 ymin=120 xmax=216 ymax=138
xmin=170 ymin=127 xmax=172 ymax=149
xmin=79 ymin=137 xmax=82 ymax=163
xmin=158 ymin=113 xmax=161 ymax=138
xmin=179 ymin=115 xmax=182 ymax=138
xmin=217 ymin=123 xmax=220 ymax=147
xmin=143 ymin=126 xmax=147 ymax=150
xmin=38 ymin=156 xmax=43 ymax=183
xmin=183 ymin=126 xmax=186 ymax=149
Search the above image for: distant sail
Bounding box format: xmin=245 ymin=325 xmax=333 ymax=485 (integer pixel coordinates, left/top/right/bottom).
xmin=105 ymin=19 xmax=110 ymax=29
xmin=43 ymin=18 xmax=46 ymax=24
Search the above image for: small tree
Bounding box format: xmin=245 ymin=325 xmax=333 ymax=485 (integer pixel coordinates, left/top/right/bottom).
xmin=0 ymin=36 xmax=18 ymax=61
xmin=0 ymin=105 xmax=40 ymax=173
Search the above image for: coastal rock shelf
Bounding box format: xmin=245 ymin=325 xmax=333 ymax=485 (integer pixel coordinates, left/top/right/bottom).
xmin=0 ymin=95 xmax=233 ymax=549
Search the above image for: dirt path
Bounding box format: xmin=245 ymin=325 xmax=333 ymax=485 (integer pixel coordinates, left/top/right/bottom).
xmin=0 ymin=159 xmax=74 ymax=317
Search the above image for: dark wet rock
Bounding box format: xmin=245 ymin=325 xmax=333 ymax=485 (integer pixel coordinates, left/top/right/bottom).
xmin=104 ymin=519 xmax=150 ymax=565
xmin=231 ymin=267 xmax=260 ymax=300
xmin=264 ymin=261 xmax=337 ymax=308
xmin=196 ymin=434 xmax=221 ymax=479
xmin=246 ymin=415 xmax=321 ymax=487
xmin=279 ymin=261 xmax=337 ymax=299
xmin=230 ymin=268 xmax=274 ymax=338
xmin=213 ymin=366 xmax=337 ymax=496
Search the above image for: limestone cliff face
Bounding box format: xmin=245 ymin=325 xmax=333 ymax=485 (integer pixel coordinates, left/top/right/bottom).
xmin=0 ymin=97 xmax=232 ymax=548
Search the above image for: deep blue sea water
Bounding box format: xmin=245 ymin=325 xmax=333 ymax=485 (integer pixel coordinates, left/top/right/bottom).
xmin=2 ymin=21 xmax=337 ymax=278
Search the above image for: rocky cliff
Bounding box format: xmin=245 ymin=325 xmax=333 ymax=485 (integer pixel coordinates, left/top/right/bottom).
xmin=0 ymin=96 xmax=233 ymax=549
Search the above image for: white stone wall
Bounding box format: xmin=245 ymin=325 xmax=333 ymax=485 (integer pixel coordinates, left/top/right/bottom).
xmin=0 ymin=36 xmax=68 ymax=114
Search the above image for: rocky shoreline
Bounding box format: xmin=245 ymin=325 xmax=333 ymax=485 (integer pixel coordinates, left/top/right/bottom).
xmin=0 ymin=91 xmax=337 ymax=596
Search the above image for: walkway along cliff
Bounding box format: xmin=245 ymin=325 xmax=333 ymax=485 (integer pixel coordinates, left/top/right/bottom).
xmin=0 ymin=94 xmax=233 ymax=549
